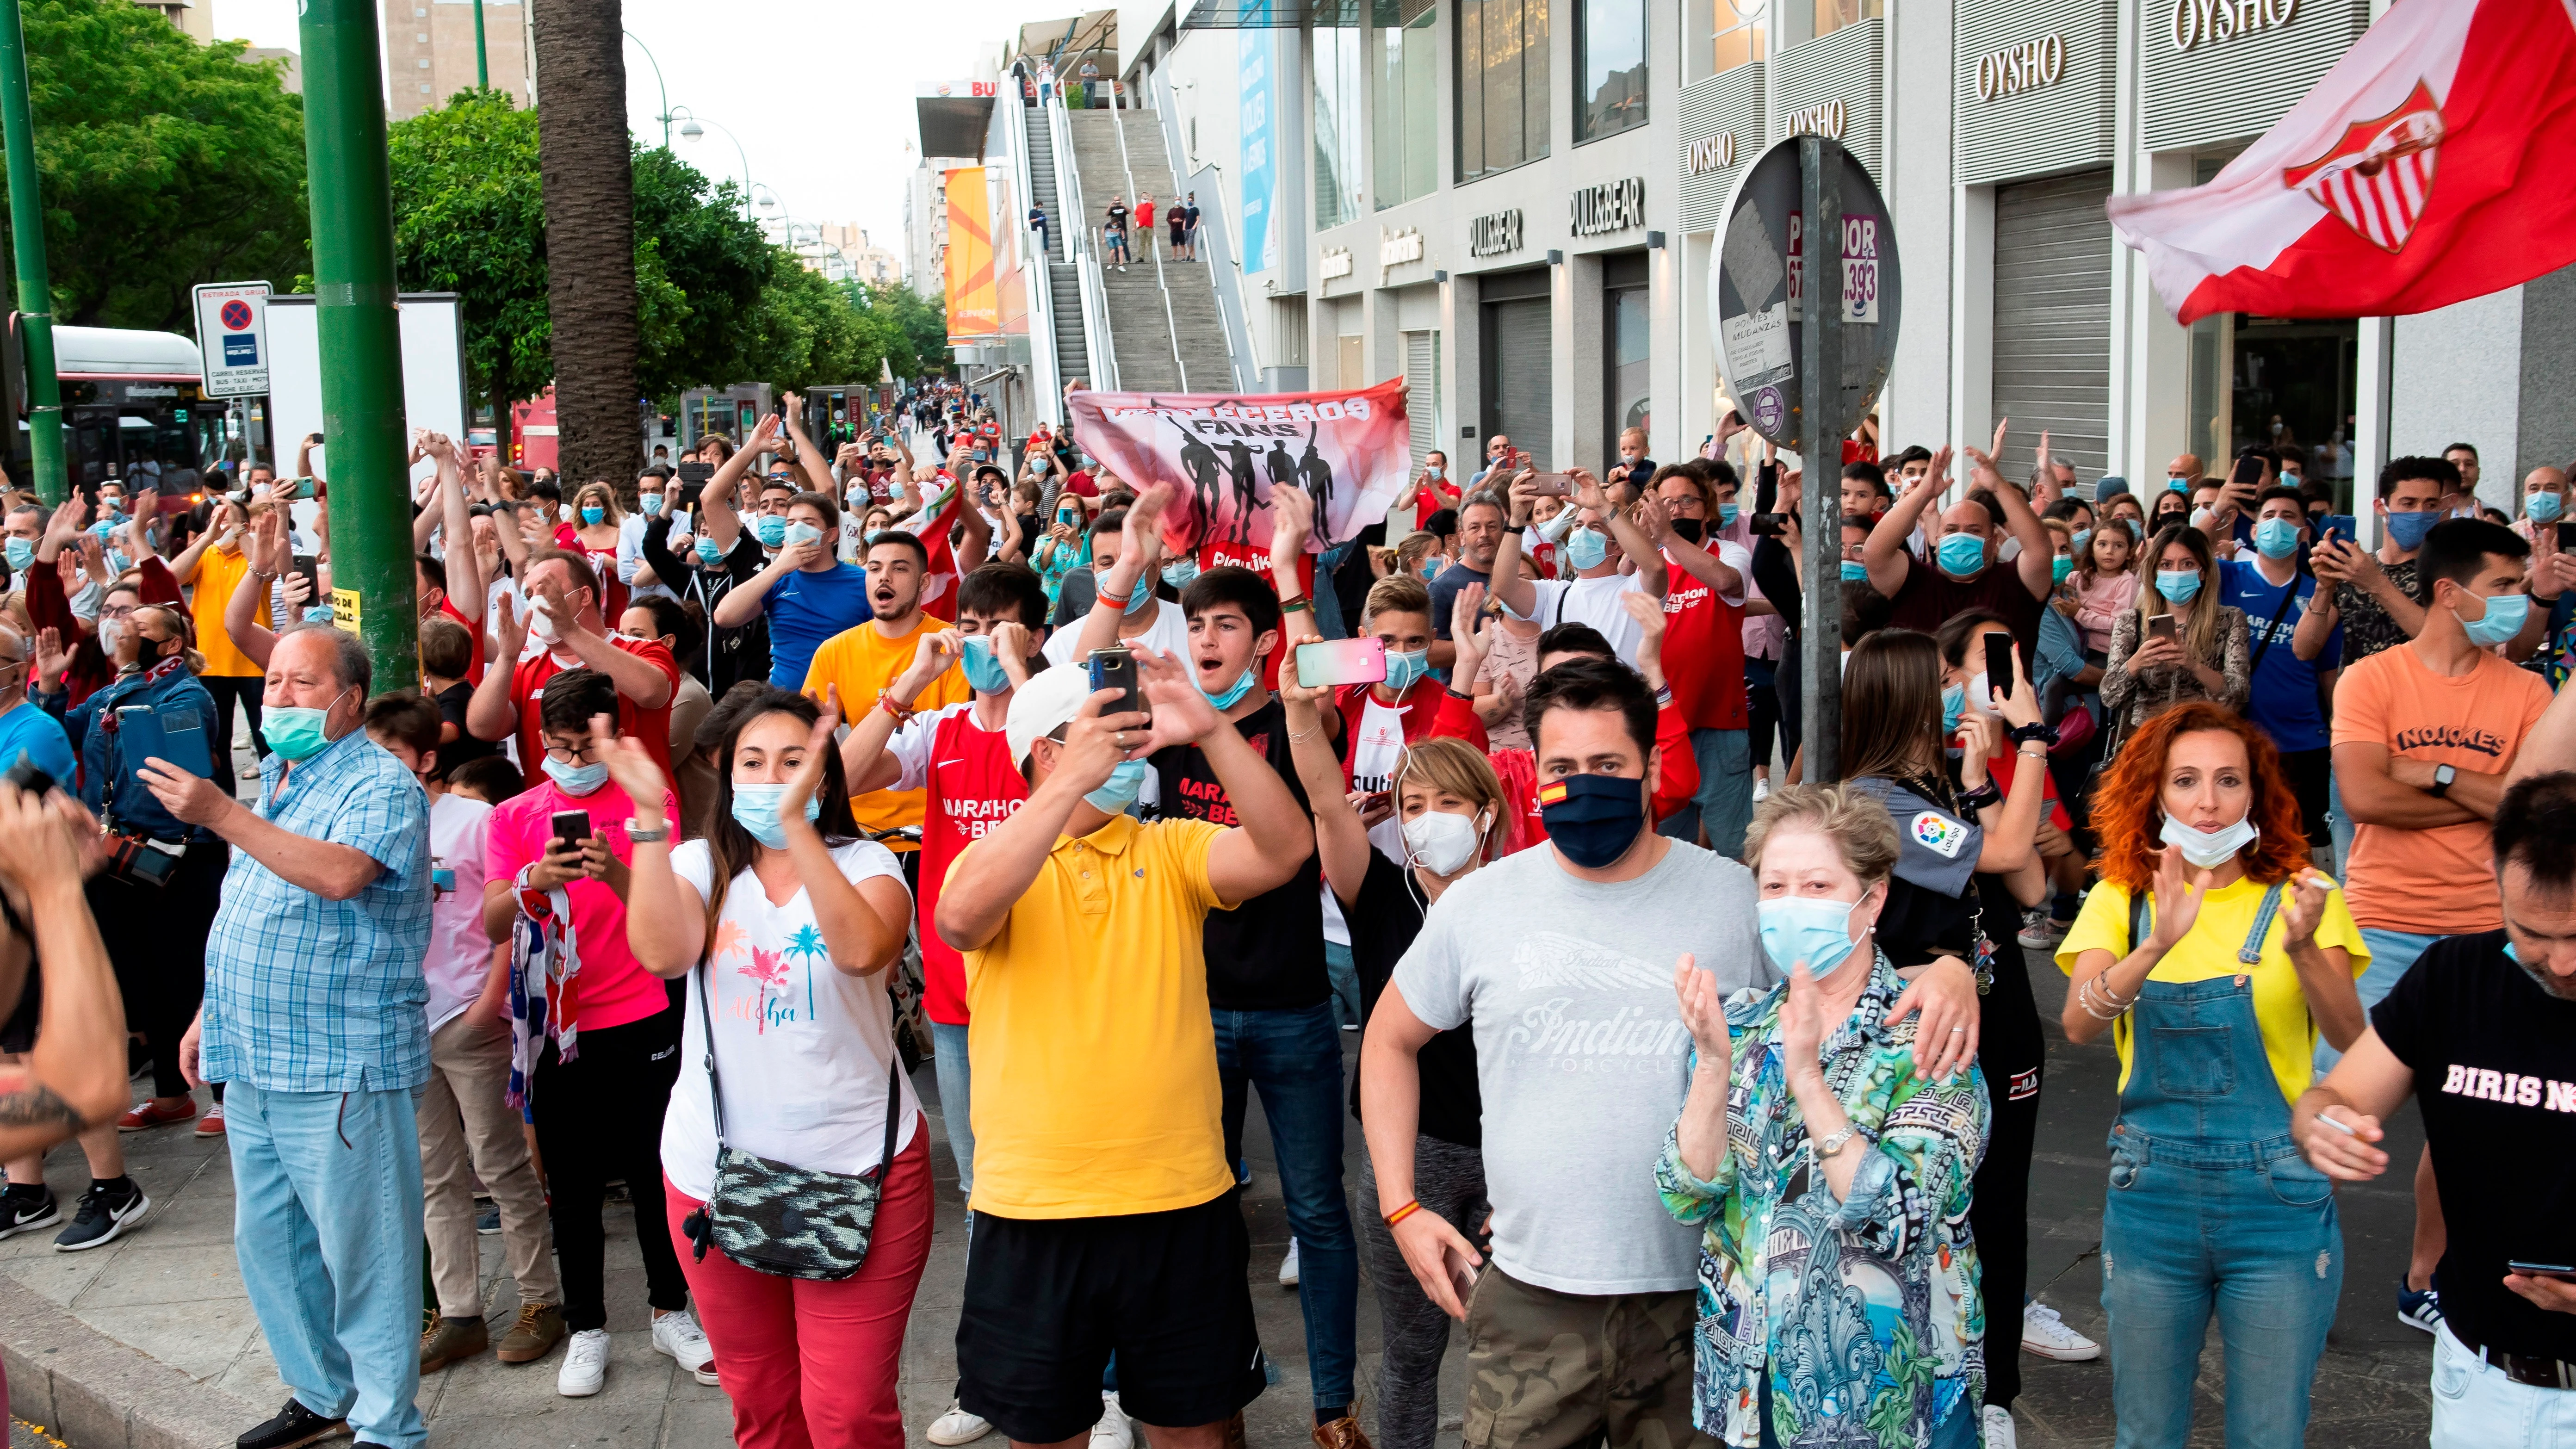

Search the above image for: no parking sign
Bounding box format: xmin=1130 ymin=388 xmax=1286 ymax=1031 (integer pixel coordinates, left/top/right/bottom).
xmin=192 ymin=282 xmax=271 ymax=398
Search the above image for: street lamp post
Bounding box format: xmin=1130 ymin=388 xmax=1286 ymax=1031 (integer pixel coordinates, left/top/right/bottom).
xmin=625 ymin=29 xmax=670 ymax=145
xmin=673 ymin=107 xmax=754 ymax=218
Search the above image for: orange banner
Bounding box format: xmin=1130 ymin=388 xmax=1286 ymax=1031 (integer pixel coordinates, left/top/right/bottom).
xmin=944 ymin=167 xmax=1000 ymax=340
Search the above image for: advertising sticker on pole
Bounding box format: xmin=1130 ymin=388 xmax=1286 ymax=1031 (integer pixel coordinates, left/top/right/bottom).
xmin=191 ymin=282 xmax=272 ymax=399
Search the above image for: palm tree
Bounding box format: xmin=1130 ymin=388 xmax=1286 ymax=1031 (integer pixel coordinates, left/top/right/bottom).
xmin=531 ymin=0 xmax=637 ymax=489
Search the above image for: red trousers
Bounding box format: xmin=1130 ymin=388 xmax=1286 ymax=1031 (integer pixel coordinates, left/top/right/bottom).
xmin=664 ymin=1128 xmax=936 ymax=1449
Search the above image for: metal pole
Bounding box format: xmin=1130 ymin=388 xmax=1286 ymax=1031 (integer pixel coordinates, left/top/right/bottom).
xmin=299 ymin=0 xmax=417 ymax=690
xmin=1797 ymin=134 xmax=1845 ymax=783
xmin=625 ymin=30 xmax=669 ymax=145
xmin=472 ymin=0 xmax=488 ymax=89
xmin=0 ymin=0 xmax=63 ymax=506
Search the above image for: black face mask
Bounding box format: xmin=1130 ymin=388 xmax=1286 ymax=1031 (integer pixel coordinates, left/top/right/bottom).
xmin=1538 ymin=773 xmax=1649 ymax=868
xmin=1669 ymin=517 xmax=1707 ymax=544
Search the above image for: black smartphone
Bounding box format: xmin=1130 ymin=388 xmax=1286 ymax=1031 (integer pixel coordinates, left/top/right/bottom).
xmin=1724 ymin=409 xmax=1746 ymax=428
xmin=2229 ymin=454 xmax=2266 ymax=489
xmin=2557 ymin=520 xmax=2576 ymax=552
xmin=676 ymin=460 xmax=713 ymax=486
xmin=1984 ymin=634 xmax=2014 ymax=699
xmin=1087 ymin=644 xmax=1143 ymax=723
xmin=290 ymin=553 xmax=322 ymax=606
xmin=549 ymin=809 xmax=591 ymax=853
xmin=0 ymin=755 xmax=55 ymax=797
xmin=2508 ymin=1260 xmax=2576 ymax=1280
xmin=1750 ymin=512 xmax=1790 ymax=537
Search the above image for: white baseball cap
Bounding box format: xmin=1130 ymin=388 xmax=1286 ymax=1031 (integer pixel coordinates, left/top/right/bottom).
xmin=1005 ymin=662 xmax=1098 ymax=768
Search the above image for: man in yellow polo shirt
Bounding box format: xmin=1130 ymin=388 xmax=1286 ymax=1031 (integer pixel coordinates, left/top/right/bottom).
xmin=935 ymin=651 xmax=1313 ymax=1449
xmin=803 ymin=531 xmax=971 ymax=870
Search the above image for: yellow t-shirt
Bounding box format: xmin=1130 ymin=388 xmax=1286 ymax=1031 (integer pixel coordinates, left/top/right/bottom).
xmin=187 ymin=545 xmax=262 ymax=679
xmin=2056 ymin=875 xmax=2372 ymax=1108
xmin=801 ymin=615 xmax=971 ymax=848
xmin=954 ymin=814 xmax=1238 ymax=1219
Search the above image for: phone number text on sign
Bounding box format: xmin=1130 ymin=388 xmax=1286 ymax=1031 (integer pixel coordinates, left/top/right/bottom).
xmin=1840 ymin=216 xmax=1881 ymax=324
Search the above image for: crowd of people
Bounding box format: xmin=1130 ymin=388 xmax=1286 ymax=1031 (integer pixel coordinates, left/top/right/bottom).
xmin=0 ymin=390 xmax=2571 ymax=1449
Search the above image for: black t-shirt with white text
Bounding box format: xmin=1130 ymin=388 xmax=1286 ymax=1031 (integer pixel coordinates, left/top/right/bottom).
xmin=2374 ymin=930 xmax=2576 ymax=1362
xmin=1147 ymin=698 xmax=1329 ymax=1011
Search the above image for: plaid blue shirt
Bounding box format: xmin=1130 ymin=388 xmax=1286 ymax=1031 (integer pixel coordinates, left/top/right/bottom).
xmin=201 ymin=727 xmax=433 ymax=1093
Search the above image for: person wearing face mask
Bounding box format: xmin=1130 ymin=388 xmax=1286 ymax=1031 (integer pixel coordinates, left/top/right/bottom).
xmin=568 ymin=482 xmax=627 ymax=616
xmin=639 ymin=473 xmax=769 ymax=696
xmin=478 ymin=668 xmax=709 ymax=1398
xmin=712 ymin=483 xmax=875 ymax=688
xmin=1863 ymin=429 xmax=2057 ymax=664
xmin=604 ymin=683 xmax=927 ymax=1449
xmin=803 ymin=530 xmax=975 ymax=882
xmin=616 ymin=599 xmax=713 ymax=834
xmin=935 ymin=646 xmax=1313 ymax=1449
xmin=1489 ymin=468 xmax=1672 ymax=670
xmin=2101 ymin=524 xmax=2250 ymax=735
xmin=169 ymin=496 xmax=270 ymax=762
xmin=466 ymin=550 xmax=684 ymax=793
xmin=621 ymin=471 xmax=687 ymax=604
xmin=1658 ymin=784 xmax=1992 ymax=1449
xmin=2214 ymin=487 xmax=2340 ymax=845
xmin=2328 ymin=518 xmax=2556 ymax=1336
xmin=23 ymin=502 xmax=183 ymax=710
xmin=2058 ymin=703 xmax=2364 ymax=1449
xmin=1318 ymin=573 xmax=1444 ymax=805
xmin=1426 ymin=491 xmax=1509 ymax=676
xmin=2307 ymin=455 xmax=2455 ymax=665
xmin=1054 ymin=488 xmax=1196 ymax=670
xmin=1406 ymin=451 xmax=1460 ymax=526
xmin=1647 ymin=461 xmax=1763 ymax=853
xmin=689 ymin=415 xmax=812 ymax=675
xmin=139 ymin=625 xmax=433 ymax=1449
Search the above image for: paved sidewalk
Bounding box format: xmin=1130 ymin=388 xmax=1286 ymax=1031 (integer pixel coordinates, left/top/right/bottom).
xmin=0 ymin=942 xmax=2432 ymax=1447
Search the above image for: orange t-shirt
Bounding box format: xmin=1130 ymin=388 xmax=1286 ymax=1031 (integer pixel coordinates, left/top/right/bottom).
xmin=2330 ymin=643 xmax=2552 ymax=934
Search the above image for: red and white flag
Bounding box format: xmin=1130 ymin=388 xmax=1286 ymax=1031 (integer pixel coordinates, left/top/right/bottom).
xmin=2108 ymin=0 xmax=2576 ymax=325
xmin=900 ymin=477 xmax=969 ymax=618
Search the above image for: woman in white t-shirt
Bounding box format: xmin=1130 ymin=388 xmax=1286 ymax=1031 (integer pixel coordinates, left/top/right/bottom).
xmin=601 ymin=683 xmax=924 ymax=1448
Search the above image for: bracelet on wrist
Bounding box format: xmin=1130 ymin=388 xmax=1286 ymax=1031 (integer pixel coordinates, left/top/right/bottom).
xmin=1096 ymin=582 xmax=1133 ymax=608
xmin=1382 ymin=1199 xmax=1423 ymax=1228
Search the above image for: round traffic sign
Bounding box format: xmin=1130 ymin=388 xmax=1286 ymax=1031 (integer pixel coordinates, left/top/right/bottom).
xmin=221 ymin=299 xmax=253 ymax=331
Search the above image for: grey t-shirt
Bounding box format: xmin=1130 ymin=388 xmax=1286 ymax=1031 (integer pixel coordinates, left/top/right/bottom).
xmin=1392 ymin=839 xmax=1767 ymax=1295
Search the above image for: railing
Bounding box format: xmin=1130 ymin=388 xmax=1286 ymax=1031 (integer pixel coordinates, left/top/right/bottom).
xmin=998 ymin=87 xmax=1062 ymax=427
xmin=1152 ymin=82 xmax=1258 ymax=392
xmin=1106 ymin=105 xmax=1191 ymax=392
xmin=1046 ymin=88 xmax=1117 ymax=391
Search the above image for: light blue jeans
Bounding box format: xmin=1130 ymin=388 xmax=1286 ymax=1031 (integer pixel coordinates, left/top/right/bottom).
xmin=1323 ymin=941 xmax=1363 ymax=1031
xmin=2316 ymin=926 xmax=2441 ymax=1073
xmin=2325 ymin=773 xmax=2353 ymax=881
xmin=930 ymin=1020 xmax=975 ymax=1206
xmin=1656 ymin=726 xmax=1752 ymax=857
xmin=225 ymin=1081 xmax=427 ymax=1449
xmin=2432 ymin=1322 xmax=2576 ymax=1447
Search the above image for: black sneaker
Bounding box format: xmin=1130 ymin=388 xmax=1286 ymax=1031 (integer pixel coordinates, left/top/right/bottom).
xmin=476 ymin=1201 xmax=501 ymax=1235
xmin=54 ymin=1179 xmax=150 ymax=1252
xmin=236 ymin=1397 xmax=348 ymax=1449
xmin=0 ymin=1187 xmax=59 ymax=1240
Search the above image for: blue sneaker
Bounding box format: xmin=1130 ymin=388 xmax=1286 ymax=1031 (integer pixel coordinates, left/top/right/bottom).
xmin=477 ymin=1201 xmax=501 ymax=1236
xmin=2398 ymin=1279 xmax=2444 ymax=1335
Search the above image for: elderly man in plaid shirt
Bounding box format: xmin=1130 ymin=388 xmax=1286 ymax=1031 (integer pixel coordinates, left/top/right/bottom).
xmin=152 ymin=626 xmax=433 ymax=1449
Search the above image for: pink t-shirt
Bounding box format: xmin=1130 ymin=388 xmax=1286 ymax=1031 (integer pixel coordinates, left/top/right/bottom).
xmin=485 ymin=778 xmax=679 ymax=1034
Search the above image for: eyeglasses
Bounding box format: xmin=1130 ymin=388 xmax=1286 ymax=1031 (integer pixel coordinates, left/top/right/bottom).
xmin=99 ymin=603 xmax=139 ymax=619
xmin=542 ymin=741 xmax=603 ymax=764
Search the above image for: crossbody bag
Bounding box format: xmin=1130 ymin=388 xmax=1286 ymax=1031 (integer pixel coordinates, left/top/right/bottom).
xmin=678 ymin=958 xmax=903 ymax=1282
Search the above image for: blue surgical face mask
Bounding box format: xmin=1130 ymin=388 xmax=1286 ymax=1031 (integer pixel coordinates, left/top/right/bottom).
xmin=2072 ymin=528 xmax=2093 ymax=554
xmin=581 ymin=506 xmax=606 ymax=526
xmin=1198 ymin=664 xmax=1257 ymax=710
xmin=2530 ymin=491 xmax=2565 ymax=525
xmin=1840 ymin=560 xmax=1870 ymax=582
xmin=2155 ymin=567 xmax=2202 ymax=604
xmin=1084 ymin=757 xmax=1148 ymax=814
xmin=1562 ymin=527 xmax=1610 ymax=572
xmin=2254 ymin=517 xmax=2301 ymax=560
xmin=731 ymin=781 xmax=821 ymax=848
xmin=1758 ymin=895 xmax=1864 ymax=979
xmin=1717 ymin=502 xmax=1740 ymax=527
xmin=2458 ymin=588 xmax=2530 ymax=647
xmin=302 ymin=605 xmax=335 ymax=624
xmin=1941 ymin=682 xmax=1965 ymax=736
xmin=1162 ymin=555 xmax=1201 ymax=588
xmin=3 ymin=538 xmax=32 ymax=571
xmin=1384 ymin=647 xmax=1430 ymax=691
xmin=641 ymin=493 xmax=666 ymax=517
xmin=2166 ymin=477 xmax=2190 ymax=493
xmin=2385 ymin=509 xmax=2439 ymax=550
xmin=960 ymin=635 xmax=1012 ymax=694
xmin=784 ymin=521 xmax=824 ymax=549
xmin=543 ymin=754 xmax=609 ymax=797
xmin=1936 ymin=532 xmax=1988 ymax=576
xmin=753 ymin=514 xmax=790 ymax=547
xmin=694 ymin=537 xmax=728 ymax=567
xmin=2052 ymin=556 xmax=2074 ymax=583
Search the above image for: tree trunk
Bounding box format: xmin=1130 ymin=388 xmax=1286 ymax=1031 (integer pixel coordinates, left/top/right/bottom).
xmin=531 ymin=0 xmax=636 ymax=491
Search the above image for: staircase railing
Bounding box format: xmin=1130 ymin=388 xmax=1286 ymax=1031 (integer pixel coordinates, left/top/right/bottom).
xmin=1152 ymin=82 xmax=1259 ymax=392
xmin=1000 ymin=86 xmax=1062 ymax=426
xmin=1046 ymin=90 xmax=1117 ymax=391
xmin=1107 ymin=107 xmax=1191 ymax=392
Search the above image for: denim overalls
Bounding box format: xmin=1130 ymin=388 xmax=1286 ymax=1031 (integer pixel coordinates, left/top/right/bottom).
xmin=2099 ymin=884 xmax=2342 ymax=1449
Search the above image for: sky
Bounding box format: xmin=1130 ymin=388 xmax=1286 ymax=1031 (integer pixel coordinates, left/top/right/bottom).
xmin=212 ymin=0 xmax=1092 ymax=260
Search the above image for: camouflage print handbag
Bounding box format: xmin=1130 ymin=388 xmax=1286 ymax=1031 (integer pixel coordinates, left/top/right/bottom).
xmin=677 ymin=962 xmax=900 ymax=1282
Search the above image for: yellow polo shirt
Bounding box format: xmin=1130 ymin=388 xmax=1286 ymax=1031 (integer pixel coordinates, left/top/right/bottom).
xmin=803 ymin=614 xmax=971 ymax=850
xmin=953 ymin=813 xmax=1236 ymax=1219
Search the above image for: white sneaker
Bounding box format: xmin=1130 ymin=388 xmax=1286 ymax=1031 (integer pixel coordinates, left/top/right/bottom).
xmin=1279 ymin=1238 xmax=1301 ymax=1288
xmin=652 ymin=1309 xmax=718 ymax=1385
xmin=557 ymin=1327 xmax=610 ymax=1397
xmin=1088 ymin=1391 xmax=1133 ymax=1449
xmin=1752 ymin=776 xmax=1771 ymax=803
xmin=929 ymin=1400 xmax=994 ymax=1445
xmin=2021 ymin=1299 xmax=2101 ymax=1361
xmin=1982 ymin=1404 xmax=2017 ymax=1449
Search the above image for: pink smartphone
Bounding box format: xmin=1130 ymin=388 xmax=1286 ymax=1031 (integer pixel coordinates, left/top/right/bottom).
xmin=1296 ymin=637 xmax=1387 ymax=687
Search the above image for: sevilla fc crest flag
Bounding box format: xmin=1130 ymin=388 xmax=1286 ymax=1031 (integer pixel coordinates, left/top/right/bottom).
xmin=2108 ymin=0 xmax=2576 ymax=325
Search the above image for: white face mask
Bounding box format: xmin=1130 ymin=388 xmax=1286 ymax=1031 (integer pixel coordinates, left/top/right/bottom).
xmin=98 ymin=617 xmax=126 ymax=657
xmin=1401 ymin=807 xmax=1488 ymax=876
xmin=529 ymin=607 xmax=561 ymax=644
xmin=2160 ymin=811 xmax=2257 ymax=869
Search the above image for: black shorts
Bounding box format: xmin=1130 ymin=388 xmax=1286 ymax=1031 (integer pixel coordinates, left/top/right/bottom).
xmin=957 ymin=1190 xmax=1266 ymax=1443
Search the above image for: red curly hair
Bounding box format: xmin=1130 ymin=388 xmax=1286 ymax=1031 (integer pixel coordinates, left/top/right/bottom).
xmin=2090 ymin=701 xmax=2311 ymax=892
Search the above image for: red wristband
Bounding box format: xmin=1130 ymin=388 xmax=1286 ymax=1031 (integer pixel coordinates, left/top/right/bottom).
xmin=1383 ymin=1199 xmax=1423 ymax=1228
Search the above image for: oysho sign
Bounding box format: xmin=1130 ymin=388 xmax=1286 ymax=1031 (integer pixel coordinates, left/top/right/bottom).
xmin=1379 ymin=226 xmax=1424 ymax=269
xmin=1320 ymin=247 xmax=1355 ymax=281
xmin=1570 ymin=178 xmax=1645 ymax=236
xmin=1686 ymin=133 xmax=1740 ymax=174
xmin=1469 ymin=208 xmax=1524 ymax=257
xmin=2171 ymin=0 xmax=2298 ymax=51
xmin=1975 ymin=33 xmax=2065 ymax=101
xmin=1782 ymin=100 xmax=1847 ymax=139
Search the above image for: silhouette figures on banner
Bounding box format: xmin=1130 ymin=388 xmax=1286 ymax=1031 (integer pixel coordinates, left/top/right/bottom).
xmin=1159 ymin=412 xmax=1346 ymax=550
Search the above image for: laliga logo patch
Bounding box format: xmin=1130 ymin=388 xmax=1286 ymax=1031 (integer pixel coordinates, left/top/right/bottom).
xmin=2283 ymin=81 xmax=2445 ymax=254
xmin=1911 ymin=811 xmax=1967 ymax=860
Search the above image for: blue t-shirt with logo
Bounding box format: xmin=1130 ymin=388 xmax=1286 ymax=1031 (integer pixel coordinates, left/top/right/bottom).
xmin=2222 ymin=558 xmax=2337 ymax=752
xmin=763 ymin=561 xmax=874 ymax=687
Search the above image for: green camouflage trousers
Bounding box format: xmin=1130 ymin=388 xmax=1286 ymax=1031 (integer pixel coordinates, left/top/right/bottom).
xmin=1461 ymin=1267 xmax=1719 ymax=1449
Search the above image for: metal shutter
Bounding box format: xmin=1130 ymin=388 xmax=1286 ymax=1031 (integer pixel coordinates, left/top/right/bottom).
xmin=1992 ymin=168 xmax=2113 ymax=481
xmin=1489 ymin=298 xmax=1553 ymax=470
xmin=1404 ymin=330 xmax=1437 ymax=474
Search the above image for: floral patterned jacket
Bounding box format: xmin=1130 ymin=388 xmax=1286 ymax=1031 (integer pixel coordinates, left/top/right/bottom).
xmin=1654 ymin=952 xmax=1991 ymax=1449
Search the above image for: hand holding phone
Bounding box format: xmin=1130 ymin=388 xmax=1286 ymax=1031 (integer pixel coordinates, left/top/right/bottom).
xmin=2148 ymin=614 xmax=2178 ymax=645
xmin=1525 ymin=473 xmax=1574 ymax=497
xmin=1088 ymin=645 xmax=1145 ymax=722
xmin=1295 ymin=637 xmax=1387 ymax=688
xmin=1984 ymin=634 xmax=2015 ymax=700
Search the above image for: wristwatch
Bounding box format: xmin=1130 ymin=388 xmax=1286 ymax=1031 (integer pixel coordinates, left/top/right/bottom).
xmin=2429 ymin=763 xmax=2458 ymax=799
xmin=625 ymin=819 xmax=670 ymax=844
xmin=1815 ymin=1127 xmax=1864 ymax=1159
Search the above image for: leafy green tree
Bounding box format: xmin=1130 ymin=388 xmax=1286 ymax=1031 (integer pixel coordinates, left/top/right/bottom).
xmin=0 ymin=0 xmax=308 ymax=333
xmin=384 ymin=89 xmax=546 ymax=412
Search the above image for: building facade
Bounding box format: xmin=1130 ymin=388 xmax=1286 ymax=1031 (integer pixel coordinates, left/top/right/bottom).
xmin=380 ymin=0 xmax=530 ymax=124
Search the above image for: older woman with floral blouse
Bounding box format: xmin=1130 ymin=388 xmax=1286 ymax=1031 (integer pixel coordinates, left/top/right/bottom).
xmin=1657 ymin=784 xmax=1990 ymax=1449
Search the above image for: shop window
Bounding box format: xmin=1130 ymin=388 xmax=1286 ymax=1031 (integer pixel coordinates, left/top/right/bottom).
xmin=1711 ymin=0 xmax=1763 ymax=74
xmin=1577 ymin=0 xmax=1647 ymax=142
xmin=1458 ymin=0 xmax=1550 ymax=183
xmin=1811 ymin=0 xmax=1880 ymax=43
xmin=2189 ymin=314 xmax=2360 ymax=505
xmin=1315 ymin=27 xmax=1366 ymax=229
xmin=1605 ymin=257 xmax=1650 ymax=454
xmin=1375 ymin=0 xmax=1439 ymax=208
